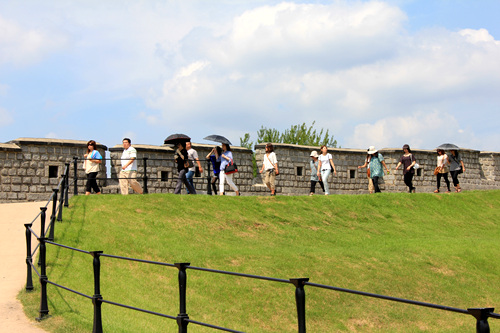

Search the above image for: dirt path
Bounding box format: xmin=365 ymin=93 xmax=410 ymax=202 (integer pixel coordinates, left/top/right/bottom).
xmin=0 ymin=201 xmax=49 ymax=332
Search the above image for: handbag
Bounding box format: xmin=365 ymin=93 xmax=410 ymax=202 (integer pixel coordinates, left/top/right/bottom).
xmin=225 ymin=159 xmax=238 ymax=174
xmin=184 ymin=159 xmax=194 ymax=169
xmin=457 ymin=166 xmax=463 ymax=174
xmin=433 ymin=166 xmax=441 ymax=176
xmin=409 ymin=154 xmax=419 ymax=169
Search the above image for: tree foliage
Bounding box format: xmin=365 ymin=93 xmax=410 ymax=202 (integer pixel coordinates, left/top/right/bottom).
xmin=253 ymin=121 xmax=338 ymax=147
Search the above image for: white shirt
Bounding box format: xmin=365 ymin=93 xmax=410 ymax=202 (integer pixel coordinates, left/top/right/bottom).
xmin=121 ymin=146 xmax=138 ymax=171
xmin=263 ymin=152 xmax=277 ymax=170
xmin=187 ymin=148 xmax=199 ymax=172
xmin=318 ymin=153 xmax=332 ymax=170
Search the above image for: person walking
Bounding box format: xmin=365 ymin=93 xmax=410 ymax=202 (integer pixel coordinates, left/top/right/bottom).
xmin=434 ymin=149 xmax=451 ymax=193
xmin=185 ymin=141 xmax=203 ymax=194
xmin=83 ymin=140 xmax=102 ymax=195
xmin=309 ymin=151 xmax=324 ymax=195
xmin=259 ymin=143 xmax=279 ymax=196
xmin=219 ymin=143 xmax=240 ymax=196
xmin=174 ymin=142 xmax=196 ymax=194
xmin=316 ymin=145 xmax=337 ymax=195
xmin=394 ymin=144 xmax=416 ymax=193
xmin=357 ymin=152 xmax=375 ymax=194
xmin=449 ymin=149 xmax=465 ymax=192
xmin=119 ymin=138 xmax=143 ymax=195
xmin=367 ymin=146 xmax=389 ymax=193
xmin=206 ymin=146 xmax=222 ymax=194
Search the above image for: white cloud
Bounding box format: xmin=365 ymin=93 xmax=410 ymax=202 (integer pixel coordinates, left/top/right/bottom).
xmin=0 ymin=15 xmax=67 ymax=66
xmin=45 ymin=132 xmax=58 ymax=139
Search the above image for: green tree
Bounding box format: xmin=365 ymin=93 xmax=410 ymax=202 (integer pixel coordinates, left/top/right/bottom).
xmin=254 ymin=121 xmax=338 ymax=147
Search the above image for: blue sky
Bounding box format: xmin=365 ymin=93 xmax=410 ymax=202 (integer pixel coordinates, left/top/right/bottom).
xmin=1 ymin=0 xmax=499 ymax=151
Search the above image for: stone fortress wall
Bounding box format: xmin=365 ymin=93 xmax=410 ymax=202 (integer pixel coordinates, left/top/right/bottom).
xmin=1 ymin=138 xmax=499 ymax=202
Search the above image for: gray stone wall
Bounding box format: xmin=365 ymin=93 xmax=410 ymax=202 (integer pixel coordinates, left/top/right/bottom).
xmin=1 ymin=138 xmax=499 ymax=202
xmin=254 ymin=143 xmax=500 ymax=195
xmin=0 ymin=138 xmax=107 ymax=202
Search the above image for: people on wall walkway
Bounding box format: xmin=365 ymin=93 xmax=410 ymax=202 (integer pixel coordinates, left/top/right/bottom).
xmin=119 ymin=138 xmax=143 ymax=195
xmin=83 ymin=140 xmax=102 ymax=195
xmin=394 ymin=144 xmax=417 ymax=193
xmin=259 ymin=143 xmax=279 ymax=196
xmin=434 ymin=149 xmax=451 ymax=193
xmin=316 ymin=145 xmax=337 ymax=195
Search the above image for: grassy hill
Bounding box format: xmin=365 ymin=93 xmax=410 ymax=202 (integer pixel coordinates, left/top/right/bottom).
xmin=20 ymin=191 xmax=500 ymax=332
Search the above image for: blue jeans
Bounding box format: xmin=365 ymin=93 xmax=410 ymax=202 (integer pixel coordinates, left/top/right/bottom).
xmin=186 ymin=170 xmax=195 ymax=194
xmin=320 ymin=169 xmax=331 ymax=194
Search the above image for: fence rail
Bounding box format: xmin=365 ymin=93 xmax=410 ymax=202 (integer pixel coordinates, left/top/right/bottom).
xmin=24 ymin=162 xmax=498 ymax=332
xmin=72 ymin=156 xmax=217 ymax=195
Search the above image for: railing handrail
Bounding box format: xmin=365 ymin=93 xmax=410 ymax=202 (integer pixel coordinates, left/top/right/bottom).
xmin=36 ymin=237 xmax=500 ymax=332
xmin=24 ymin=162 xmax=498 ymax=332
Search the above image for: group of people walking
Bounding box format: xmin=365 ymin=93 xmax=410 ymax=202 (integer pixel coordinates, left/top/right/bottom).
xmin=83 ymin=139 xmax=467 ymax=196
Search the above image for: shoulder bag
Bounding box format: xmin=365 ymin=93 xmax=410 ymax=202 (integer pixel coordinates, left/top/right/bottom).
xmin=266 ymin=153 xmax=279 ymax=175
xmin=409 ymin=154 xmax=419 ymax=169
xmin=225 ymin=159 xmax=238 ymax=174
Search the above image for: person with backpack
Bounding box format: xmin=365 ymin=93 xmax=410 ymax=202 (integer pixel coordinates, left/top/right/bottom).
xmin=395 ymin=144 xmax=417 ymax=193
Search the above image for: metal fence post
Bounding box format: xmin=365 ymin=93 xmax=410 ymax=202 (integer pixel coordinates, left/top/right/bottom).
xmin=142 ymin=157 xmax=149 ymax=194
xmin=36 ymin=237 xmax=49 ymax=320
xmin=48 ymin=189 xmax=58 ymax=241
xmin=290 ymin=278 xmax=309 ymax=333
xmin=64 ymin=163 xmax=70 ymax=207
xmin=206 ymin=158 xmax=212 ymax=195
xmin=468 ymin=308 xmax=494 ymax=333
xmin=90 ymin=251 xmax=104 ymax=333
xmin=73 ymin=157 xmax=78 ymax=196
xmin=37 ymin=207 xmax=47 ymax=266
xmin=25 ymin=223 xmax=34 ymax=291
xmin=57 ymin=176 xmax=65 ymax=222
xmin=175 ymin=263 xmax=190 ymax=333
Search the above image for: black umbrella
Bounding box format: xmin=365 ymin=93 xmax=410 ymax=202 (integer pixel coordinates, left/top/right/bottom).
xmin=164 ymin=133 xmax=191 ymax=145
xmin=204 ymin=134 xmax=232 ymax=145
xmin=437 ymin=143 xmax=459 ymax=150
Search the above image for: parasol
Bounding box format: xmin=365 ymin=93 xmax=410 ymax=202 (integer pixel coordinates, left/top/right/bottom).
xmin=164 ymin=134 xmax=191 ymax=145
xmin=437 ymin=143 xmax=459 ymax=150
xmin=203 ymin=134 xmax=232 ymax=145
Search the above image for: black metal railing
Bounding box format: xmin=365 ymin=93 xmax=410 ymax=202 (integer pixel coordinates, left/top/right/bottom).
xmin=72 ymin=156 xmax=216 ymax=196
xmin=24 ymin=162 xmax=498 ymax=332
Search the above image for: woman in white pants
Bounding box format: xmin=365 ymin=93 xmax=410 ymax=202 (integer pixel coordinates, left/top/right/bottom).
xmin=219 ymin=143 xmax=240 ymax=196
xmin=316 ymin=145 xmax=337 ymax=195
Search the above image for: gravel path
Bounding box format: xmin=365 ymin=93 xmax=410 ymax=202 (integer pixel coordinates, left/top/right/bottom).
xmin=0 ymin=201 xmax=49 ymax=332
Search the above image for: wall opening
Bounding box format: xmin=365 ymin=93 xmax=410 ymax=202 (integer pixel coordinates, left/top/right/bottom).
xmin=48 ymin=165 xmax=59 ymax=178
xmin=349 ymin=170 xmax=356 ymax=179
xmin=416 ymin=168 xmax=422 ymax=177
xmin=296 ymin=166 xmax=303 ymax=176
xmin=161 ymin=171 xmax=169 ymax=182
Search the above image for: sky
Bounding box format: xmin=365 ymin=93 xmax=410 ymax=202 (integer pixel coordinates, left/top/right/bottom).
xmin=1 ymin=0 xmax=499 ymax=151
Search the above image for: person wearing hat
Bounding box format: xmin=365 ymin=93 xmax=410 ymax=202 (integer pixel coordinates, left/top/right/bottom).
xmin=357 ymin=152 xmax=375 ymax=194
xmin=366 ymin=146 xmax=389 ymax=193
xmin=316 ymin=145 xmax=337 ymax=195
xmin=309 ymin=150 xmax=325 ymax=195
xmin=395 ymin=144 xmax=417 ymax=193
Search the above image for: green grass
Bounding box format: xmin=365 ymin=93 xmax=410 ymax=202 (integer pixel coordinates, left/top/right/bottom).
xmin=19 ymin=191 xmax=500 ymax=332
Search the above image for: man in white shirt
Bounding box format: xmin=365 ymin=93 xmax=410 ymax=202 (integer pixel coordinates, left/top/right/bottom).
xmin=119 ymin=138 xmax=143 ymax=195
xmin=185 ymin=141 xmax=203 ymax=194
